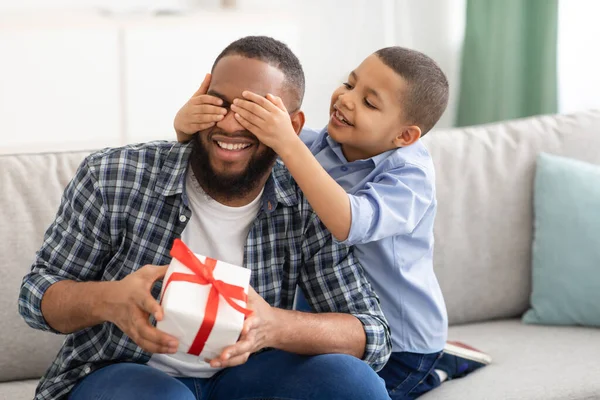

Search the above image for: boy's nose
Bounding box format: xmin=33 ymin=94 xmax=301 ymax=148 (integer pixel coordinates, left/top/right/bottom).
xmin=339 ymin=93 xmax=355 ymax=111
xmin=216 ymin=109 xmax=245 ymax=133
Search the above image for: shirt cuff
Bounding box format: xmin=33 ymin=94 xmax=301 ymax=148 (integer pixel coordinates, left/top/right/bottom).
xmin=353 ymin=312 xmax=392 ymax=372
xmin=19 ymin=272 xmax=70 ymax=334
xmin=338 ymin=194 xmax=373 ymax=246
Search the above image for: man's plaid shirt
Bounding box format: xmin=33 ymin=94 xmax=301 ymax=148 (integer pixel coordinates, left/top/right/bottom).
xmin=18 ymin=141 xmax=391 ymax=400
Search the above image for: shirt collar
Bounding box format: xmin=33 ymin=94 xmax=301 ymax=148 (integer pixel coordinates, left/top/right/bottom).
xmin=154 ymin=142 xmax=192 ymax=197
xmin=262 ymin=160 xmax=299 ymax=213
xmin=324 ymin=131 xmax=393 ymax=167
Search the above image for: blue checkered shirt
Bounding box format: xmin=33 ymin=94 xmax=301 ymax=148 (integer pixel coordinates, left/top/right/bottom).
xmin=18 ymin=142 xmax=391 ymax=400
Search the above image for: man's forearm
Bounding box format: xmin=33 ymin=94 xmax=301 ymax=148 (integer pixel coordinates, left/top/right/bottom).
xmin=41 ymin=280 xmax=115 ymax=334
xmin=269 ymin=309 xmax=366 ymax=359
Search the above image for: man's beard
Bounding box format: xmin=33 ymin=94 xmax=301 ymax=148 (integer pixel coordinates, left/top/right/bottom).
xmin=190 ymin=132 xmax=277 ymax=201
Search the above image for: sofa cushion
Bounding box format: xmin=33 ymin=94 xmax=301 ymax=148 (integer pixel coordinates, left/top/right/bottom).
xmin=420 ymin=319 xmax=600 ymax=400
xmin=0 ymin=379 xmax=39 ymax=400
xmin=523 ymin=153 xmax=600 ymax=327
xmin=0 ymin=150 xmax=90 ymax=382
xmin=424 ymin=110 xmax=600 ymax=325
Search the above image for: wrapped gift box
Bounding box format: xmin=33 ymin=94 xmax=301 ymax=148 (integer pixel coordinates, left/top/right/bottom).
xmin=157 ymin=239 xmax=252 ymax=362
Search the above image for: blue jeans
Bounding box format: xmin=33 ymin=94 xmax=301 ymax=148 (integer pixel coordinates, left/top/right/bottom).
xmin=69 ymin=349 xmax=390 ymax=400
xmin=296 ymin=289 xmax=442 ymax=399
xmin=377 ymin=351 xmax=443 ymax=400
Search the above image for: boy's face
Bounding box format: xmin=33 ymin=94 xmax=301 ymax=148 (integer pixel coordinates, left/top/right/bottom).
xmin=328 ymin=54 xmax=412 ymax=161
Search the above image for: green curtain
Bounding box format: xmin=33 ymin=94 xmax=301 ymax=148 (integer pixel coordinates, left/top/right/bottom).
xmin=456 ymin=0 xmax=559 ymax=127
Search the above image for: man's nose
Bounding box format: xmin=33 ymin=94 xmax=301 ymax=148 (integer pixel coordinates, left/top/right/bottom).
xmin=216 ymin=109 xmax=245 ymax=133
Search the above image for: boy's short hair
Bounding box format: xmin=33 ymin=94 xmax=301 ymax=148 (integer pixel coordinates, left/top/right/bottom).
xmin=213 ymin=36 xmax=305 ymax=112
xmin=375 ymin=47 xmax=449 ymax=135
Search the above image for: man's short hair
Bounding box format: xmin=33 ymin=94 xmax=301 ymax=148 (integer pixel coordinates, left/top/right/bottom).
xmin=213 ymin=36 xmax=305 ymax=112
xmin=375 ymin=47 xmax=449 ymax=135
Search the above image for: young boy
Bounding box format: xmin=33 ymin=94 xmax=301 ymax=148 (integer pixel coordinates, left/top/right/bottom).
xmin=174 ymin=47 xmax=491 ymax=399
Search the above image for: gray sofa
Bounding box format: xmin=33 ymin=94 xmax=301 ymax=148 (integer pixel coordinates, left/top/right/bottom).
xmin=2 ymin=110 xmax=600 ymax=400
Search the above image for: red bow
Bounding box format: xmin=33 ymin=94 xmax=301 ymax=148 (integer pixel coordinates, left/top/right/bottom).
xmin=162 ymin=239 xmax=253 ymax=356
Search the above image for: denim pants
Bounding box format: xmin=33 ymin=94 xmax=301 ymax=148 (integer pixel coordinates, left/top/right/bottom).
xmin=296 ymin=290 xmax=442 ymax=399
xmin=377 ymin=351 xmax=443 ymax=400
xmin=69 ymin=349 xmax=390 ymax=400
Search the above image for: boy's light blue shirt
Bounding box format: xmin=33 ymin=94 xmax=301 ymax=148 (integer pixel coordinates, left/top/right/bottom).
xmin=301 ymin=127 xmax=448 ymax=353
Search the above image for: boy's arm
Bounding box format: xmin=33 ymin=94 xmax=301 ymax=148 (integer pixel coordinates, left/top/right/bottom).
xmin=344 ymin=164 xmax=434 ymax=245
xmin=279 ymin=137 xmax=352 ymax=241
xmin=232 ymin=92 xmax=353 ymax=241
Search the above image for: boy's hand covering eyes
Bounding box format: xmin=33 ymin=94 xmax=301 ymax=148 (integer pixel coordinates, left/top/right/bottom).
xmin=230 ymin=91 xmax=299 ymax=154
xmin=174 ymin=73 xmax=228 ymax=141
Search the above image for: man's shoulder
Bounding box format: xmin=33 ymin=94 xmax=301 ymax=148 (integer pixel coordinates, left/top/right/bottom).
xmin=270 ymin=159 xmax=302 ymax=204
xmin=87 ymin=141 xmax=180 ymax=165
xmin=79 ymin=141 xmax=190 ymax=198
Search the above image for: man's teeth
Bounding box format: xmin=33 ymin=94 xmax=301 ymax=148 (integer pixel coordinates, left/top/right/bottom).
xmin=217 ymin=141 xmax=251 ymax=150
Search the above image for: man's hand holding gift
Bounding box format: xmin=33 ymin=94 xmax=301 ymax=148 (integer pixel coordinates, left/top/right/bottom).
xmin=105 ymin=264 xmax=180 ymax=355
xmin=207 ymin=286 xmax=277 ymax=368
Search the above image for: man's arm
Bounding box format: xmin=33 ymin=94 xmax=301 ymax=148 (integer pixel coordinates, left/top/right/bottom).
xmin=18 ymin=156 xmax=178 ymax=354
xmin=267 ymin=305 xmax=367 ymax=359
xmin=294 ymin=223 xmax=392 ymax=370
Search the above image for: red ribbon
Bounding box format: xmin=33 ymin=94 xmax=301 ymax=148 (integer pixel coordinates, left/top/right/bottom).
xmin=162 ymin=239 xmax=252 ymax=356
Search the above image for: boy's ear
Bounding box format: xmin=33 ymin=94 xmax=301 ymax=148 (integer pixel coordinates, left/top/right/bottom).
xmin=392 ymin=125 xmax=421 ymax=148
xmin=289 ymin=110 xmax=306 ymax=135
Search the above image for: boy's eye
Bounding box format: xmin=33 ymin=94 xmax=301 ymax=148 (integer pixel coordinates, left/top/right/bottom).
xmin=343 ymin=82 xmax=353 ymax=90
xmin=364 ymin=99 xmax=377 ymax=109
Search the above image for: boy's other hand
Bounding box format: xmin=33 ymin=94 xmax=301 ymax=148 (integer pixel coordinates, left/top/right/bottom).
xmin=174 ymin=73 xmax=228 ymax=142
xmin=231 ymin=91 xmax=300 ymax=155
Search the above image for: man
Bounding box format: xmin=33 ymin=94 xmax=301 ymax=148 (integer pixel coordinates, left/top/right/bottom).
xmin=18 ymin=36 xmax=391 ymax=400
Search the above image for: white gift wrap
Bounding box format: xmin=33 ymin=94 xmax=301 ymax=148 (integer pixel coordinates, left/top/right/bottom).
xmin=156 ymin=253 xmax=251 ymax=362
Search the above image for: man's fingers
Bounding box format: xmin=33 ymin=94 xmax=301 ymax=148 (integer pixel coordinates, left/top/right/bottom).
xmin=137 ymin=292 xmax=162 ymax=318
xmin=242 ymin=91 xmax=278 ymax=112
xmin=137 ymin=324 xmax=178 ymax=350
xmin=127 ymin=313 xmax=178 ymax=354
xmin=191 ymin=94 xmax=223 ymax=107
xmin=136 ymin=334 xmax=177 ymax=354
xmin=193 ymin=73 xmax=211 ymax=96
xmin=241 ymin=315 xmax=255 ymax=335
xmin=219 ymin=352 xmax=251 ymax=368
xmin=140 ymin=264 xmax=168 ymax=281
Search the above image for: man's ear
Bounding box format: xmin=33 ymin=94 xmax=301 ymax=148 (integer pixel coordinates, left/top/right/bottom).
xmin=290 ymin=110 xmax=306 ymax=135
xmin=392 ymin=125 xmax=421 ymax=148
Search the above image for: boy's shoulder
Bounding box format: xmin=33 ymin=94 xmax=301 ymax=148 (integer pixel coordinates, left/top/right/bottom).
xmin=387 ymin=140 xmax=434 ymax=172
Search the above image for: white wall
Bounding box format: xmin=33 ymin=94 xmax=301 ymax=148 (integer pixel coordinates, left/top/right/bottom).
xmin=558 ymin=0 xmax=600 ymax=114
xmin=0 ymin=0 xmax=465 ymax=154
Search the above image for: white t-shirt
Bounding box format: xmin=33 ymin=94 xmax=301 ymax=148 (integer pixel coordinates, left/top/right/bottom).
xmin=147 ymin=169 xmax=262 ymax=377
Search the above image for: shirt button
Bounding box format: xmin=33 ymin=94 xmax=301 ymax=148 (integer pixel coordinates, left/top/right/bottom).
xmin=341 ymin=166 xmax=349 ymax=172
xmin=179 ymin=215 xmax=187 ymax=223
xmin=83 ymin=366 xmax=91 ymax=374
